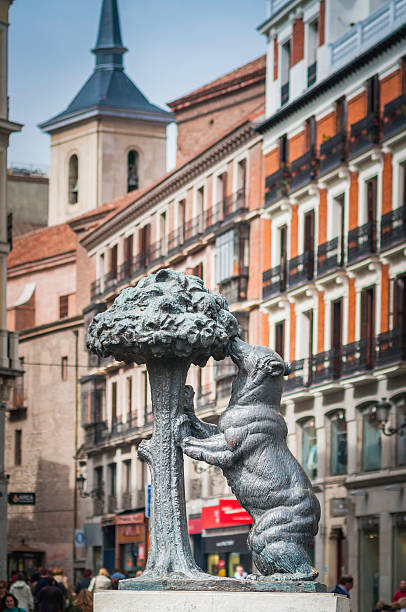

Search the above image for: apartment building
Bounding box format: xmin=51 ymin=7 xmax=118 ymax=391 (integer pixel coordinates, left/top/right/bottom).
xmin=0 ymin=0 xmax=22 ymax=580
xmin=257 ymin=0 xmax=406 ymax=610
xmin=77 ymin=57 xmax=268 ymax=576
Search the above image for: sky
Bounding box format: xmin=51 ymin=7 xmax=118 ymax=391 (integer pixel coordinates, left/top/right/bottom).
xmin=8 ymin=0 xmax=266 ymax=171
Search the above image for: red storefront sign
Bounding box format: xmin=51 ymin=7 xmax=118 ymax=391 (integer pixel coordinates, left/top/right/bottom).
xmin=115 ymin=512 xmax=144 ymax=525
xmin=188 ymin=517 xmax=202 ymax=534
xmin=219 ymin=499 xmax=253 ymax=526
xmin=201 ymin=500 xmax=252 ymax=530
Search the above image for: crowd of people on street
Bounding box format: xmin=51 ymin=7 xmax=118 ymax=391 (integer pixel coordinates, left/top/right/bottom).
xmin=330 ymin=575 xmax=406 ymax=611
xmin=0 ymin=566 xmax=132 ymax=612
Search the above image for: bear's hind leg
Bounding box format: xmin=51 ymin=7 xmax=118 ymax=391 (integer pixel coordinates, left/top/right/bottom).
xmin=253 ymin=541 xmax=318 ymax=581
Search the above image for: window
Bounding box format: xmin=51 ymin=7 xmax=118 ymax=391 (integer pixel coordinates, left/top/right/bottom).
xmin=361 ymin=286 xmax=375 ymax=369
xmin=193 ymin=262 xmax=203 ymax=279
xmin=126 ymin=376 xmax=133 ymax=422
xmin=94 ymin=466 xmax=103 ymax=492
xmin=197 ymin=186 xmax=204 ymax=219
xmin=124 ymin=460 xmax=132 ymax=493
xmin=178 ymin=199 xmax=186 ymax=241
xmin=237 ymin=159 xmax=247 ymax=199
xmin=275 ymin=321 xmax=285 ymax=359
xmin=281 ymin=40 xmax=291 ymax=105
xmin=361 ymin=407 xmax=381 ymax=471
xmin=217 ymin=173 xmax=227 ymax=207
xmin=359 ymin=516 xmax=380 ymax=612
xmin=127 ymin=150 xmax=139 ymax=192
xmin=138 ymin=224 xmax=151 ymax=267
xmin=333 ymin=194 xmax=345 ymax=265
xmin=160 ymin=211 xmax=167 ymax=254
xmin=216 ymin=230 xmax=234 ymax=283
xmin=307 ymin=20 xmax=318 ymax=86
xmin=306 ymin=116 xmax=317 ymax=153
xmin=279 ymin=134 xmax=289 ymax=165
xmin=367 ymin=74 xmax=380 ymax=115
xmin=61 ymin=356 xmax=68 ymax=381
xmin=68 ymin=154 xmax=79 ymax=204
xmin=301 ymin=418 xmax=317 ymax=479
xmin=395 ymin=396 xmax=406 ymax=466
xmin=14 ymin=429 xmax=22 ymax=465
xmin=335 ymin=97 xmax=347 ymax=133
xmin=108 ymin=463 xmax=117 ymax=497
xmin=110 ymin=245 xmax=118 ymax=279
xmin=59 ymin=295 xmax=69 ymax=319
xmin=111 ymin=381 xmax=117 ymax=423
xmin=330 ymin=411 xmax=347 ymax=475
xmin=124 ymin=234 xmax=133 ymax=276
xmin=279 ymin=224 xmax=288 ymax=289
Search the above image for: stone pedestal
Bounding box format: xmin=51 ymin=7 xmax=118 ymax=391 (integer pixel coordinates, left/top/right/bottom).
xmin=95 ymin=590 xmax=350 ymax=611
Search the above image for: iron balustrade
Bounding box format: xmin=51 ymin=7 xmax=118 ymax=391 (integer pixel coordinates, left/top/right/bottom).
xmin=347 ymin=221 xmax=376 ymax=263
xmin=376 ymin=328 xmax=406 ymax=366
xmin=90 ymin=279 xmax=101 ymax=300
xmin=184 ymin=215 xmax=202 ymax=245
xmin=262 ymin=263 xmax=288 ymax=299
xmin=148 ymin=238 xmax=164 ymax=264
xmin=281 ymin=82 xmax=290 ymax=106
xmin=118 ymin=260 xmax=131 ymax=282
xmin=104 ymin=269 xmax=117 ymax=290
xmin=341 ymin=340 xmax=369 ymax=375
xmin=290 ymin=149 xmax=318 ymax=192
xmin=288 ymin=251 xmax=315 ymax=288
xmin=264 ymin=166 xmax=290 ymax=205
xmin=307 ymin=62 xmax=317 ymax=87
xmin=284 ymin=358 xmax=312 ymax=391
xmin=380 ymin=206 xmax=406 ymax=250
xmin=132 ymin=252 xmax=147 ymax=275
xmin=167 ymin=228 xmax=183 ymax=254
xmin=219 ymin=274 xmax=248 ymax=305
xmin=383 ymin=93 xmax=406 ymax=140
xmin=204 ymin=202 xmax=223 ymax=231
xmin=317 ymin=237 xmax=343 ymax=276
xmin=223 ymin=188 xmax=247 ymax=220
xmin=349 ymin=114 xmax=380 ymax=158
xmin=319 ymin=131 xmax=347 ymax=176
xmin=311 ymin=348 xmax=342 ymax=384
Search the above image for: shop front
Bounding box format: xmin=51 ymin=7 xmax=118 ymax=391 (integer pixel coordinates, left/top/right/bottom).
xmin=190 ymin=499 xmax=253 ymax=577
xmin=115 ymin=512 xmax=148 ymax=576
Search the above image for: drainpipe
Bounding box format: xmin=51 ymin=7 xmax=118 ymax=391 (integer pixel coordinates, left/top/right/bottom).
xmin=73 ymin=330 xmax=79 ymax=572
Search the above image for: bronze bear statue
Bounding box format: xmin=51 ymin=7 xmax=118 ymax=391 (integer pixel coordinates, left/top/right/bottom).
xmin=174 ymin=337 xmax=320 ymax=581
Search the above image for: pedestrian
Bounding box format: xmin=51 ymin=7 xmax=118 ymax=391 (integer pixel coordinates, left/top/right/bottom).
xmin=110 ymin=569 xmax=125 ymax=581
xmin=373 ymin=602 xmax=396 ymax=611
xmin=393 ymin=581 xmax=406 ymax=603
xmin=33 ymin=570 xmax=48 ymax=599
xmin=332 ymin=575 xmax=354 ymax=598
xmin=233 ymin=565 xmax=248 ymax=579
xmin=0 ymin=582 xmax=7 ymax=602
xmin=51 ymin=569 xmax=68 ymax=609
xmin=1 ymin=592 xmax=28 ymax=612
xmin=10 ymin=574 xmax=33 ymax=612
xmin=37 ymin=577 xmax=64 ymax=612
xmin=87 ymin=569 xmax=111 ymax=593
xmin=72 ymin=590 xmax=92 ymax=612
xmin=75 ymin=571 xmax=92 ymax=595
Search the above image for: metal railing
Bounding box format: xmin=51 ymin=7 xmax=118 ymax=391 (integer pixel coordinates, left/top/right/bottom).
xmin=317 ymin=237 xmax=343 ymax=277
xmin=347 ymin=221 xmax=376 ymax=263
xmin=288 ymin=251 xmax=314 ymax=288
xmin=262 ymin=262 xmax=288 ymax=299
xmin=290 ymin=149 xmax=318 ymax=192
xmin=218 ymin=274 xmax=248 ymax=305
xmin=380 ymin=206 xmax=406 ymax=250
xmin=319 ymin=131 xmax=347 ymax=176
xmin=264 ymin=166 xmax=290 ymax=205
xmin=349 ymin=114 xmax=380 ymax=159
xmin=383 ymin=93 xmax=406 ymax=140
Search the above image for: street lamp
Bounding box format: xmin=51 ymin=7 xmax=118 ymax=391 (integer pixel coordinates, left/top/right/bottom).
xmin=76 ymin=474 xmax=103 ymax=499
xmin=374 ymin=397 xmax=406 ymax=437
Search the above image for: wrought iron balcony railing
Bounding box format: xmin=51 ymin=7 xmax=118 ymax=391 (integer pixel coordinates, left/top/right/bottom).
xmin=380 ymin=205 xmax=406 ymax=250
xmin=90 ymin=279 xmax=102 ymax=300
xmin=204 ymin=203 xmax=223 ymax=232
xmin=290 ymin=149 xmax=318 ymax=192
xmin=288 ymin=251 xmax=314 ymax=288
xmin=264 ymin=166 xmax=290 ymax=206
xmin=311 ymin=348 xmax=343 ymax=384
xmin=347 ymin=221 xmax=376 ymax=263
xmin=376 ymin=328 xmax=406 ymax=366
xmin=349 ymin=114 xmax=380 ymax=159
xmin=218 ymin=274 xmax=248 ymax=305
xmin=307 ymin=62 xmax=317 ymax=87
xmin=319 ymin=131 xmax=347 ymax=176
xmin=168 ymin=228 xmax=183 ymax=254
xmin=317 ymin=237 xmax=343 ymax=277
xmin=281 ymin=81 xmax=289 ymax=106
xmin=184 ymin=215 xmax=202 ymax=245
xmin=104 ymin=269 xmax=118 ymax=291
xmin=383 ymin=93 xmax=406 ymax=140
xmin=262 ymin=262 xmax=288 ymax=299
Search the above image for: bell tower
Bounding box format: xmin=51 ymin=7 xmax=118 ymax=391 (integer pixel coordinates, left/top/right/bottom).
xmin=40 ymin=0 xmax=173 ymax=226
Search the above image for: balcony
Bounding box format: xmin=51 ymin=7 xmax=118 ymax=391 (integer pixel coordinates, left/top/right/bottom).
xmin=223 ymin=188 xmax=248 ymax=220
xmin=380 ymin=206 xmax=406 ymax=250
xmin=307 ymin=62 xmax=317 ymax=87
xmin=107 ymin=495 xmax=117 ymax=513
xmin=93 ymin=494 xmax=105 ymax=516
xmin=204 ymin=203 xmax=223 ymax=232
xmin=284 ymin=359 xmax=312 ymax=392
xmin=262 ymin=263 xmax=287 ymax=299
xmin=147 ymin=238 xmax=164 ymax=265
xmin=168 ymin=228 xmax=183 ymax=254
xmin=132 ymin=252 xmax=147 ymax=276
xmin=264 ymin=166 xmax=290 ymax=206
xmin=0 ymin=330 xmax=20 ymax=374
xmin=121 ymin=492 xmax=132 ymax=509
xmin=376 ymin=328 xmax=406 ymax=366
xmin=90 ymin=279 xmax=101 ymax=301
xmin=349 ymin=115 xmax=380 ymax=159
xmin=329 ymin=0 xmax=406 ymax=70
xmin=104 ymin=269 xmax=118 ymax=291
xmin=383 ymin=93 xmax=406 ymax=140
xmin=218 ymin=274 xmax=248 ymax=305
xmin=184 ymin=215 xmax=202 ymax=245
xmin=347 ymin=221 xmax=376 ymax=264
xmin=281 ymin=81 xmax=289 ymax=106
xmin=84 ymin=421 xmax=109 ymax=446
xmin=288 ymin=251 xmax=314 ymax=289
xmin=341 ymin=339 xmax=373 ymax=376
xmin=312 ymin=349 xmax=342 ymax=384
xmin=118 ymin=260 xmax=132 ymax=282
xmin=317 ymin=237 xmax=343 ymax=277
xmin=319 ymin=132 xmax=347 ymax=176
xmin=290 ymin=149 xmax=318 ymax=192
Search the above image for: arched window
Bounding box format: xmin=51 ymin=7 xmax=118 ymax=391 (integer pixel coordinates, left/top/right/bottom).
xmin=127 ymin=150 xmax=139 ymax=192
xmin=329 ymin=410 xmax=347 ymax=475
xmin=361 ymin=404 xmax=381 ymax=472
xmin=301 ymin=418 xmax=317 ymax=479
xmin=68 ymin=154 xmax=79 ymax=204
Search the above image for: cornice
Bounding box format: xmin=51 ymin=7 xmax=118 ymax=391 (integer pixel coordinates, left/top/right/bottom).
xmin=82 ymin=121 xmax=258 ymax=251
xmin=7 ymin=250 xmax=76 ymax=279
xmin=18 ymin=315 xmax=84 ymax=341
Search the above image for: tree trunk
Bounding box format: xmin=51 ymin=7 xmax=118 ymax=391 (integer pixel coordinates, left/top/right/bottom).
xmin=140 ymin=358 xmax=203 ymax=578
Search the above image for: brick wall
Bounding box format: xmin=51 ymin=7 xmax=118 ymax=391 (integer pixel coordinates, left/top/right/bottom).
xmin=291 ymin=18 xmax=304 ymax=67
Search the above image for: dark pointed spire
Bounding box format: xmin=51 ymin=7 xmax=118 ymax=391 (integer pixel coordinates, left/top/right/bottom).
xmin=92 ymin=0 xmax=127 ymax=70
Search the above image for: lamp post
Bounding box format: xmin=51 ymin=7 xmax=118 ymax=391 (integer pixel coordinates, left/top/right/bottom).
xmin=374 ymin=397 xmax=406 ymax=437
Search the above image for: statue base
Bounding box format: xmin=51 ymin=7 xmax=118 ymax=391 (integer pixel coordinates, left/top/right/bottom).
xmin=95 ymin=590 xmax=349 ymax=611
xmin=119 ymin=576 xmax=326 ymax=592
